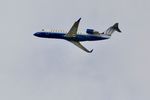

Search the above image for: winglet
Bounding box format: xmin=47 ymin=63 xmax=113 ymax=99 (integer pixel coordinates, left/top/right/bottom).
xmin=77 ymin=18 xmax=81 ymax=22
xmin=88 ymin=49 xmax=93 ymax=53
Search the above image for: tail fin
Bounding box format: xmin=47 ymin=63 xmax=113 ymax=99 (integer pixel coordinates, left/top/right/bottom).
xmin=104 ymin=23 xmax=121 ymax=36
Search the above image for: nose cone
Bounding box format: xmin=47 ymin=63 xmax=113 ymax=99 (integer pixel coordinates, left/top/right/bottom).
xmin=33 ymin=32 xmax=39 ymax=37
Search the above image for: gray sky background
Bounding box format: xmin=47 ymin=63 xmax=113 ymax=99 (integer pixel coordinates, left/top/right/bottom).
xmin=0 ymin=0 xmax=150 ymax=100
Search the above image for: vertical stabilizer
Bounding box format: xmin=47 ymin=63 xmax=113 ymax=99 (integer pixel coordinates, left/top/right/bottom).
xmin=104 ymin=23 xmax=121 ymax=36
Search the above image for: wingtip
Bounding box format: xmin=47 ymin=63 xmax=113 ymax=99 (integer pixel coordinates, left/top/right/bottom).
xmin=77 ymin=18 xmax=81 ymax=22
xmin=88 ymin=49 xmax=93 ymax=53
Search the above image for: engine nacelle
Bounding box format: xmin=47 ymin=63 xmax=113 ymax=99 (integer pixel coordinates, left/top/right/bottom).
xmin=86 ymin=29 xmax=94 ymax=34
xmin=86 ymin=29 xmax=99 ymax=35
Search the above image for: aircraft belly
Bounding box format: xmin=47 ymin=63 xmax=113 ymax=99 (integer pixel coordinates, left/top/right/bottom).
xmin=75 ymin=35 xmax=108 ymax=41
xmin=36 ymin=32 xmax=108 ymax=41
xmin=65 ymin=35 xmax=108 ymax=41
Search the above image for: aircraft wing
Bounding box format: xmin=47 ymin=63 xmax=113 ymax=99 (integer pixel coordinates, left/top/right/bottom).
xmin=65 ymin=18 xmax=81 ymax=37
xmin=70 ymin=41 xmax=93 ymax=53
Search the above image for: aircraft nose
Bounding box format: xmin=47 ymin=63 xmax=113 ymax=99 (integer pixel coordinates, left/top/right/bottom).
xmin=33 ymin=33 xmax=38 ymax=37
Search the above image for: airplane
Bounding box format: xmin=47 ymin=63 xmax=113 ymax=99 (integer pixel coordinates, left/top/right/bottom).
xmin=34 ymin=18 xmax=121 ymax=53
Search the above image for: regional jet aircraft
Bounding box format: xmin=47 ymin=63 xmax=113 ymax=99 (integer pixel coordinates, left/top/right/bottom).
xmin=34 ymin=18 xmax=121 ymax=53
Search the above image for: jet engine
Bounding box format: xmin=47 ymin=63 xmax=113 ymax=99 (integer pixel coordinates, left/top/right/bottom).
xmin=86 ymin=29 xmax=99 ymax=35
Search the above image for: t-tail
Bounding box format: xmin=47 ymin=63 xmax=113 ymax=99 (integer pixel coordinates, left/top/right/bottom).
xmin=104 ymin=23 xmax=121 ymax=36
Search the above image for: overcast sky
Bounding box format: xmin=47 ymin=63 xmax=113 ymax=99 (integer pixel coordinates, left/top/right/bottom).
xmin=0 ymin=0 xmax=150 ymax=100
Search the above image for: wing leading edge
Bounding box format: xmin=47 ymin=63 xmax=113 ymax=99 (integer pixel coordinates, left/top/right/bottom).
xmin=65 ymin=18 xmax=93 ymax=53
xmin=65 ymin=18 xmax=81 ymax=37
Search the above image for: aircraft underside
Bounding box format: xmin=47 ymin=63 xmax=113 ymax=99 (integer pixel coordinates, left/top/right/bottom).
xmin=35 ymin=32 xmax=109 ymax=42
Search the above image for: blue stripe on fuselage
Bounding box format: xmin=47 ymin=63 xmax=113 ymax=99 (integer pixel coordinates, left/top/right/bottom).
xmin=34 ymin=32 xmax=109 ymax=41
